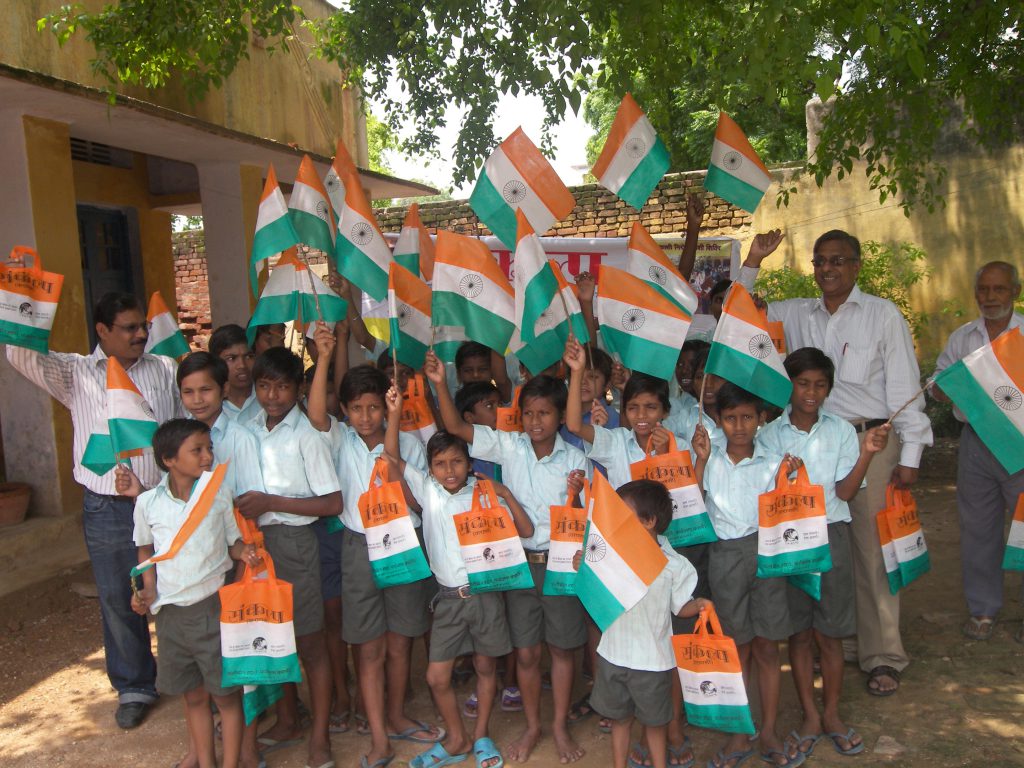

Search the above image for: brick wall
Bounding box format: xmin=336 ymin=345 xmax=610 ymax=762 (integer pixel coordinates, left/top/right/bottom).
xmin=172 ymin=171 xmax=752 ymax=341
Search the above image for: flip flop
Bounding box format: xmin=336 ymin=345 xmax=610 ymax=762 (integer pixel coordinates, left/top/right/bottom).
xmin=464 ymin=692 xmax=480 ymax=719
xmin=409 ymin=742 xmax=469 ymax=768
xmin=360 ymin=756 xmax=395 ymax=768
xmin=786 ymin=732 xmax=823 ymax=758
xmin=628 ymin=743 xmax=651 ymax=768
xmin=500 ymin=686 xmax=523 ymax=712
xmin=304 ymin=762 xmax=335 ymax=768
xmin=706 ymin=749 xmax=756 ymax=768
xmin=567 ymin=694 xmax=596 ymax=723
xmin=255 ymin=736 xmax=303 ymax=755
xmin=329 ymin=711 xmax=350 ymax=734
xmin=389 ymin=719 xmax=446 ymax=744
xmin=668 ymin=738 xmax=695 ymax=768
xmin=474 ymin=736 xmax=504 ymax=768
xmin=759 ymin=750 xmax=805 ymax=767
xmin=827 ymin=728 xmax=866 ymax=756
xmin=354 ymin=712 xmax=371 ymax=736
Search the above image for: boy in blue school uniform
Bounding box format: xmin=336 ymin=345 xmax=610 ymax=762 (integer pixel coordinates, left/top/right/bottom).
xmin=428 ymin=348 xmax=591 ymax=764
xmin=209 ymin=324 xmax=262 ymax=425
xmin=234 ymin=347 xmax=342 ymax=768
xmin=383 ymin=385 xmax=535 ymax=768
xmin=131 ymin=419 xmax=260 ymax=768
xmin=758 ymin=348 xmax=889 ymax=759
xmin=692 ymin=383 xmax=803 ymax=768
xmin=455 ymin=381 xmax=503 ymax=482
xmin=306 ymin=325 xmax=439 ymax=768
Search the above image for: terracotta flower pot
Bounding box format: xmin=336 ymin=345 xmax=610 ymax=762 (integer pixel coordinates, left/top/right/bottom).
xmin=0 ymin=482 xmax=31 ymax=527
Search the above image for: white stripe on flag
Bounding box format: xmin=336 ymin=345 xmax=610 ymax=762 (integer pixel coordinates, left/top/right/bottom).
xmin=597 ymin=295 xmax=689 ymax=348
xmin=710 ymin=139 xmax=771 ymax=192
xmin=586 ymin=520 xmax=649 ymax=611
xmin=485 ymin=148 xmax=557 ymax=234
xmin=388 ymin=288 xmax=432 ymax=346
xmin=108 ymin=388 xmax=154 ymax=422
xmin=713 ymin=314 xmax=788 ymax=376
xmin=963 ymin=344 xmax=1024 ymax=434
xmin=599 ymin=117 xmax=657 ymax=191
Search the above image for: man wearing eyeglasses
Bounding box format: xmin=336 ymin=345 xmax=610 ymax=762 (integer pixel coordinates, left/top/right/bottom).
xmin=6 ymin=291 xmax=184 ymax=728
xmin=737 ymin=230 xmax=933 ymax=698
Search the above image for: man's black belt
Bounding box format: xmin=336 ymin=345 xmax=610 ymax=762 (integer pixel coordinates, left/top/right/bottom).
xmin=850 ymin=418 xmax=887 ymax=433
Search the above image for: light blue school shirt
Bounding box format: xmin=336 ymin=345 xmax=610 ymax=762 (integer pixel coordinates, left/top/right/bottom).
xmin=328 ymin=417 xmax=427 ymax=533
xmin=132 ymin=477 xmax=240 ymax=612
xmin=403 ymin=470 xmax=514 ymax=588
xmin=249 ymin=405 xmax=341 ymax=527
xmin=210 ymin=411 xmax=265 ymax=497
xmin=664 ymin=401 xmax=726 ymax=450
xmin=470 ymin=426 xmax=590 ymax=551
xmin=587 ymin=424 xmax=650 ymax=492
xmin=223 ymin=391 xmax=262 ymax=425
xmin=757 ymin=407 xmax=860 ymax=524
xmin=702 ymin=444 xmax=785 ymax=540
xmin=560 ymin=406 xmax=620 ymax=477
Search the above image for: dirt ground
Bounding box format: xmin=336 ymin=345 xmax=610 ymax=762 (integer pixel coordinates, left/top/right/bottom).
xmin=2 ymin=446 xmax=1023 ymax=768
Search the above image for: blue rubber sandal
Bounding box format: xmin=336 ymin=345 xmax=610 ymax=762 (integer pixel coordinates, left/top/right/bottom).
xmin=786 ymin=732 xmax=823 ymax=758
xmin=827 ymin=728 xmax=866 ymax=756
xmin=473 ymin=736 xmax=504 ymax=768
xmin=668 ymin=738 xmax=695 ymax=768
xmin=707 ymin=748 xmax=755 ymax=768
xmin=388 ymin=719 xmax=446 ymax=744
xmin=628 ymin=743 xmax=651 ymax=768
xmin=410 ymin=742 xmax=469 ymax=768
xmin=759 ymin=749 xmax=805 ymax=767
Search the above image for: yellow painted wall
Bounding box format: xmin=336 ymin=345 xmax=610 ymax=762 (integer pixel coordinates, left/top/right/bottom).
xmin=21 ymin=116 xmax=88 ymax=514
xmin=4 ymin=0 xmax=363 ymax=163
xmin=745 ymin=148 xmax=1024 ymax=360
xmin=72 ymin=156 xmax=176 ymax=306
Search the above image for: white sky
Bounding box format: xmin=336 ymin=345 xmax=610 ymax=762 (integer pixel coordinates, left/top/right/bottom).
xmin=375 ymin=92 xmax=593 ymax=197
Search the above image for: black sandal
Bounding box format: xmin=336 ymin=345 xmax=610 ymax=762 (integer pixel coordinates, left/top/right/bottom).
xmin=866 ymin=665 xmax=900 ymax=697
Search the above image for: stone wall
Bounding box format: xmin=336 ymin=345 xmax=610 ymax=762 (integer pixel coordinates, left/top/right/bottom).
xmin=171 ymin=231 xmax=212 ymax=349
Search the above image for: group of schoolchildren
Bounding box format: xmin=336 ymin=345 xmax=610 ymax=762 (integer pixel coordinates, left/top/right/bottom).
xmin=124 ymin=296 xmax=891 ymax=768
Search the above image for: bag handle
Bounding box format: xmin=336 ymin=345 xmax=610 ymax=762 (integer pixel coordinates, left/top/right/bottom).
xmin=241 ymin=546 xmax=277 ymax=583
xmin=885 ymin=483 xmax=914 ymax=511
xmin=643 ymin=430 xmax=678 ymax=456
xmin=692 ymin=603 xmax=725 ymax=637
xmin=3 ymin=245 xmax=42 ymax=272
xmin=472 ymin=478 xmax=501 ymax=510
xmin=368 ymin=457 xmax=390 ymax=488
xmin=774 ymin=460 xmax=810 ymax=489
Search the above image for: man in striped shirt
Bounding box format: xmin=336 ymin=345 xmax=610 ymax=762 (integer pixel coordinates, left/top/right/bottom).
xmin=6 ymin=292 xmax=183 ymax=728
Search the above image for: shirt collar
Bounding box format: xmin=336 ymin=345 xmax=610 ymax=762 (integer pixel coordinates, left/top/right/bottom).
xmin=154 ymin=472 xmax=189 ymax=505
xmin=89 ymin=345 xmax=148 ymax=371
xmin=429 ymin=474 xmax=477 ymax=498
xmin=969 ymin=313 xmax=1024 ymax=338
xmin=255 ymin=403 xmax=302 ymax=431
xmin=814 ymin=284 xmax=865 ymax=314
xmin=778 ymin=405 xmax=836 ymax=435
xmin=711 ymin=442 xmax=772 ymax=466
xmin=211 ymin=410 xmax=229 ymax=439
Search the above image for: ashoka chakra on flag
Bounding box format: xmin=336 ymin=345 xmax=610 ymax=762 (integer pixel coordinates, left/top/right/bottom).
xmin=585 ymin=534 xmax=607 ymax=562
xmin=459 ymin=274 xmax=484 ymax=298
xmin=351 ymin=222 xmax=374 ymax=245
xmin=748 ymin=334 xmax=773 ymax=359
xmin=622 ymin=309 xmax=646 ymax=332
xmin=995 ymin=386 xmax=1022 ymax=411
xmin=502 ymin=180 xmax=527 ymax=205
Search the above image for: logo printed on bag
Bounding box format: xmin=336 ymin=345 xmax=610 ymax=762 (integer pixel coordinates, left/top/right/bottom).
xmin=783 ymin=528 xmax=799 ymax=544
xmin=252 ymin=637 xmax=267 ymax=651
xmin=483 ymin=547 xmax=495 ymax=562
xmin=700 ymin=681 xmax=718 ymax=697
xmin=19 ymin=302 xmax=32 ymax=316
xmin=382 ymin=534 xmax=392 ymax=550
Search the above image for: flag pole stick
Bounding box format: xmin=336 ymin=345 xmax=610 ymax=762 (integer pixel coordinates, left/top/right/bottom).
xmin=884 ymin=377 xmax=934 ymax=427
xmin=297 ymin=251 xmax=324 ymax=321
xmin=698 ymin=372 xmax=707 ymax=425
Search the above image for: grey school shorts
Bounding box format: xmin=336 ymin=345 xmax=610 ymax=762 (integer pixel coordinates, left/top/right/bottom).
xmin=261 ymin=523 xmax=324 ymax=637
xmin=429 ymin=590 xmax=513 ymax=662
xmin=505 ymin=558 xmax=588 ymax=650
xmin=155 ymin=592 xmax=238 ymax=697
xmin=787 ymin=522 xmax=856 ymax=638
xmin=311 ymin=517 xmax=343 ymax=602
xmin=708 ymin=533 xmax=792 ymax=645
xmin=589 ymin=655 xmax=673 ymax=727
xmin=340 ymin=528 xmax=431 ymax=644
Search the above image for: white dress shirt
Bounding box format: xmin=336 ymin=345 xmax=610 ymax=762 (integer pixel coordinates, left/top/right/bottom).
xmin=736 ymin=271 xmax=933 ymax=468
xmin=934 ymin=313 xmax=1024 ymax=422
xmin=6 ymin=345 xmax=183 ymax=494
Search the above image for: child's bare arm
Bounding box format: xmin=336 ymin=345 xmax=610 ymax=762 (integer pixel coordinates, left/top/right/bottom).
xmin=228 ymin=540 xmax=261 ymax=568
xmin=676 ymin=194 xmax=705 ymax=280
xmin=332 ymin=318 xmax=350 ymax=403
xmin=564 ymin=337 xmax=596 ymax=444
xmin=132 ymin=545 xmax=156 ymax=614
xmin=574 ymin=272 xmax=599 ymax=343
xmin=677 ymin=597 xmax=713 ymax=618
xmin=489 ymin=477 xmax=535 ymax=539
xmin=836 ymin=424 xmax=891 ymax=501
xmin=426 ymin=349 xmax=474 ymax=443
xmin=235 ymin=490 xmax=342 ymax=519
xmin=572 ymin=549 xmax=583 ymax=571
xmin=566 ymin=469 xmax=586 ymax=508
xmin=691 ymin=424 xmax=711 ymax=492
xmin=306 ymin=321 xmax=336 ymax=432
xmin=490 ymin=349 xmax=513 ymax=403
xmin=114 ymin=465 xmax=145 ymax=498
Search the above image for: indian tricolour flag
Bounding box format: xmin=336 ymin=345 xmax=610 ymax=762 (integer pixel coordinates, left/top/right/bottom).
xmin=576 ymin=472 xmax=668 ymax=632
xmin=323 ymin=139 xmax=357 ymax=227
xmin=513 ymin=209 xmax=559 ymax=343
xmin=250 ymin=165 xmax=300 ymax=295
xmin=596 ymin=265 xmax=691 ymax=381
xmin=469 ymin=127 xmax=575 ymax=248
xmin=393 ymin=203 xmax=435 ymax=280
xmin=334 ymin=152 xmax=392 ymax=301
xmin=143 ymin=291 xmax=189 ymax=359
xmin=388 ymin=263 xmax=432 ymax=370
xmin=1002 ymin=494 xmax=1024 ymax=571
xmin=705 ymin=112 xmax=771 ymax=214
xmin=706 ymin=284 xmax=792 ymax=409
xmin=130 ymin=465 xmax=228 ymax=577
xmin=627 ymin=222 xmax=698 ymax=317
xmin=511 ymin=261 xmax=590 ymax=375
xmin=433 ymin=325 xmax=470 ymax=365
xmin=81 ymin=425 xmax=116 ymax=476
xmin=433 ymin=231 xmax=515 ymax=354
xmin=289 ymin=154 xmax=335 ymax=257
xmin=934 ymin=327 xmax=1024 ymax=474
xmin=591 ymin=93 xmax=670 ymax=210
xmin=246 ymin=250 xmax=347 ymax=345
xmin=107 ymin=357 xmax=158 ymax=462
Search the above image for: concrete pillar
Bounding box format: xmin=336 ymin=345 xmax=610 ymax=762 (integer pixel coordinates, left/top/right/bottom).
xmin=196 ymin=162 xmax=264 ymax=328
xmin=0 ymin=113 xmax=88 ymax=517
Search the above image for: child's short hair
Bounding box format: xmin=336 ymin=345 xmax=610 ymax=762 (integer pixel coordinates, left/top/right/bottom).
xmin=339 ymin=364 xmax=390 ymax=406
xmin=519 ymin=374 xmax=567 ymax=412
xmin=783 ymin=347 xmax=835 ymax=390
xmin=586 ymin=345 xmax=613 ymax=385
xmin=455 ymin=341 xmax=491 ymax=370
xmin=617 ymin=479 xmax=673 ymax=535
xmin=455 ymin=381 xmax=500 ymax=418
xmin=208 ymin=324 xmax=249 ymax=358
xmin=176 ymin=351 xmax=228 ymax=389
xmin=622 ymin=372 xmax=671 ymax=412
xmin=253 ymin=323 xmax=286 ymax=344
xmin=152 ymin=418 xmax=210 ymax=472
xmin=715 ymin=382 xmax=763 ymax=413
xmin=426 ymin=430 xmax=472 ymax=464
xmin=682 ymin=339 xmax=710 ymax=356
xmin=692 ymin=347 xmax=711 ymax=374
xmin=709 ymin=279 xmax=732 ymax=302
xmin=252 ymin=347 xmax=304 ymax=385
